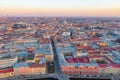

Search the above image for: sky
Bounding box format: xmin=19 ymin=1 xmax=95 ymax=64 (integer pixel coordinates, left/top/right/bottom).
xmin=0 ymin=0 xmax=120 ymax=17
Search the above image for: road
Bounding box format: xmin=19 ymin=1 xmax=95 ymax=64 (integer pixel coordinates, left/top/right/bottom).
xmin=50 ymin=36 xmax=69 ymax=80
xmin=2 ymin=74 xmax=57 ymax=80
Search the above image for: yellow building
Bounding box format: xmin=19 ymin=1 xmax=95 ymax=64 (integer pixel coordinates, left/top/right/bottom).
xmin=98 ymin=42 xmax=107 ymax=47
xmin=45 ymin=54 xmax=54 ymax=62
xmin=34 ymin=54 xmax=45 ymax=63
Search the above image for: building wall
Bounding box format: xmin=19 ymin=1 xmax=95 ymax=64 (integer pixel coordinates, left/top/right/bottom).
xmin=0 ymin=58 xmax=17 ymax=68
xmin=0 ymin=73 xmax=10 ymax=79
xmin=61 ymin=65 xmax=120 ymax=76
xmin=30 ymin=67 xmax=46 ymax=74
xmin=99 ymin=67 xmax=120 ymax=75
xmin=61 ymin=66 xmax=100 ymax=75
xmin=14 ymin=67 xmax=31 ymax=76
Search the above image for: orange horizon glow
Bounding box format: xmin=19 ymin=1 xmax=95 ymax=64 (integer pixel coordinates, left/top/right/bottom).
xmin=0 ymin=0 xmax=120 ymax=17
xmin=0 ymin=7 xmax=119 ymax=17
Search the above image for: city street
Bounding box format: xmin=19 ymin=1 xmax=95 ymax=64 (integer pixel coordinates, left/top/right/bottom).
xmin=50 ymin=36 xmax=70 ymax=80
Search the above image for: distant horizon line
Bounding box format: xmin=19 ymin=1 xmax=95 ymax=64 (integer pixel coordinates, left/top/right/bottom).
xmin=0 ymin=15 xmax=120 ymax=18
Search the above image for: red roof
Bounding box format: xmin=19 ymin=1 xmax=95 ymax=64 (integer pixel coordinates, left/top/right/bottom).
xmin=66 ymin=57 xmax=89 ymax=63
xmin=76 ymin=45 xmax=84 ymax=49
xmin=99 ymin=64 xmax=110 ymax=68
xmin=85 ymin=46 xmax=94 ymax=50
xmin=87 ymin=52 xmax=100 ymax=54
xmin=27 ymin=48 xmax=34 ymax=52
xmin=30 ymin=63 xmax=45 ymax=68
xmin=111 ymin=64 xmax=120 ymax=68
xmin=77 ymin=45 xmax=94 ymax=50
xmin=99 ymin=64 xmax=120 ymax=68
xmin=0 ymin=68 xmax=14 ymax=73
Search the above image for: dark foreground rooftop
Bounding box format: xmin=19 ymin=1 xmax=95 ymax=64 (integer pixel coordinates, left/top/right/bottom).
xmin=70 ymin=78 xmax=111 ymax=80
xmin=28 ymin=78 xmax=58 ymax=80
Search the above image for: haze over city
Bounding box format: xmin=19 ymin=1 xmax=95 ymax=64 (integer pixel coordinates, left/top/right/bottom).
xmin=0 ymin=0 xmax=120 ymax=17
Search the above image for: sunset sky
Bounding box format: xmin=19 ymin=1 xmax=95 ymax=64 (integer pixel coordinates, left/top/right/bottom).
xmin=0 ymin=0 xmax=120 ymax=17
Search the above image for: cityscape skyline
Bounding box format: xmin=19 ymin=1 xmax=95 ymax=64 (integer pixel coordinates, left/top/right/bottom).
xmin=0 ymin=0 xmax=120 ymax=17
